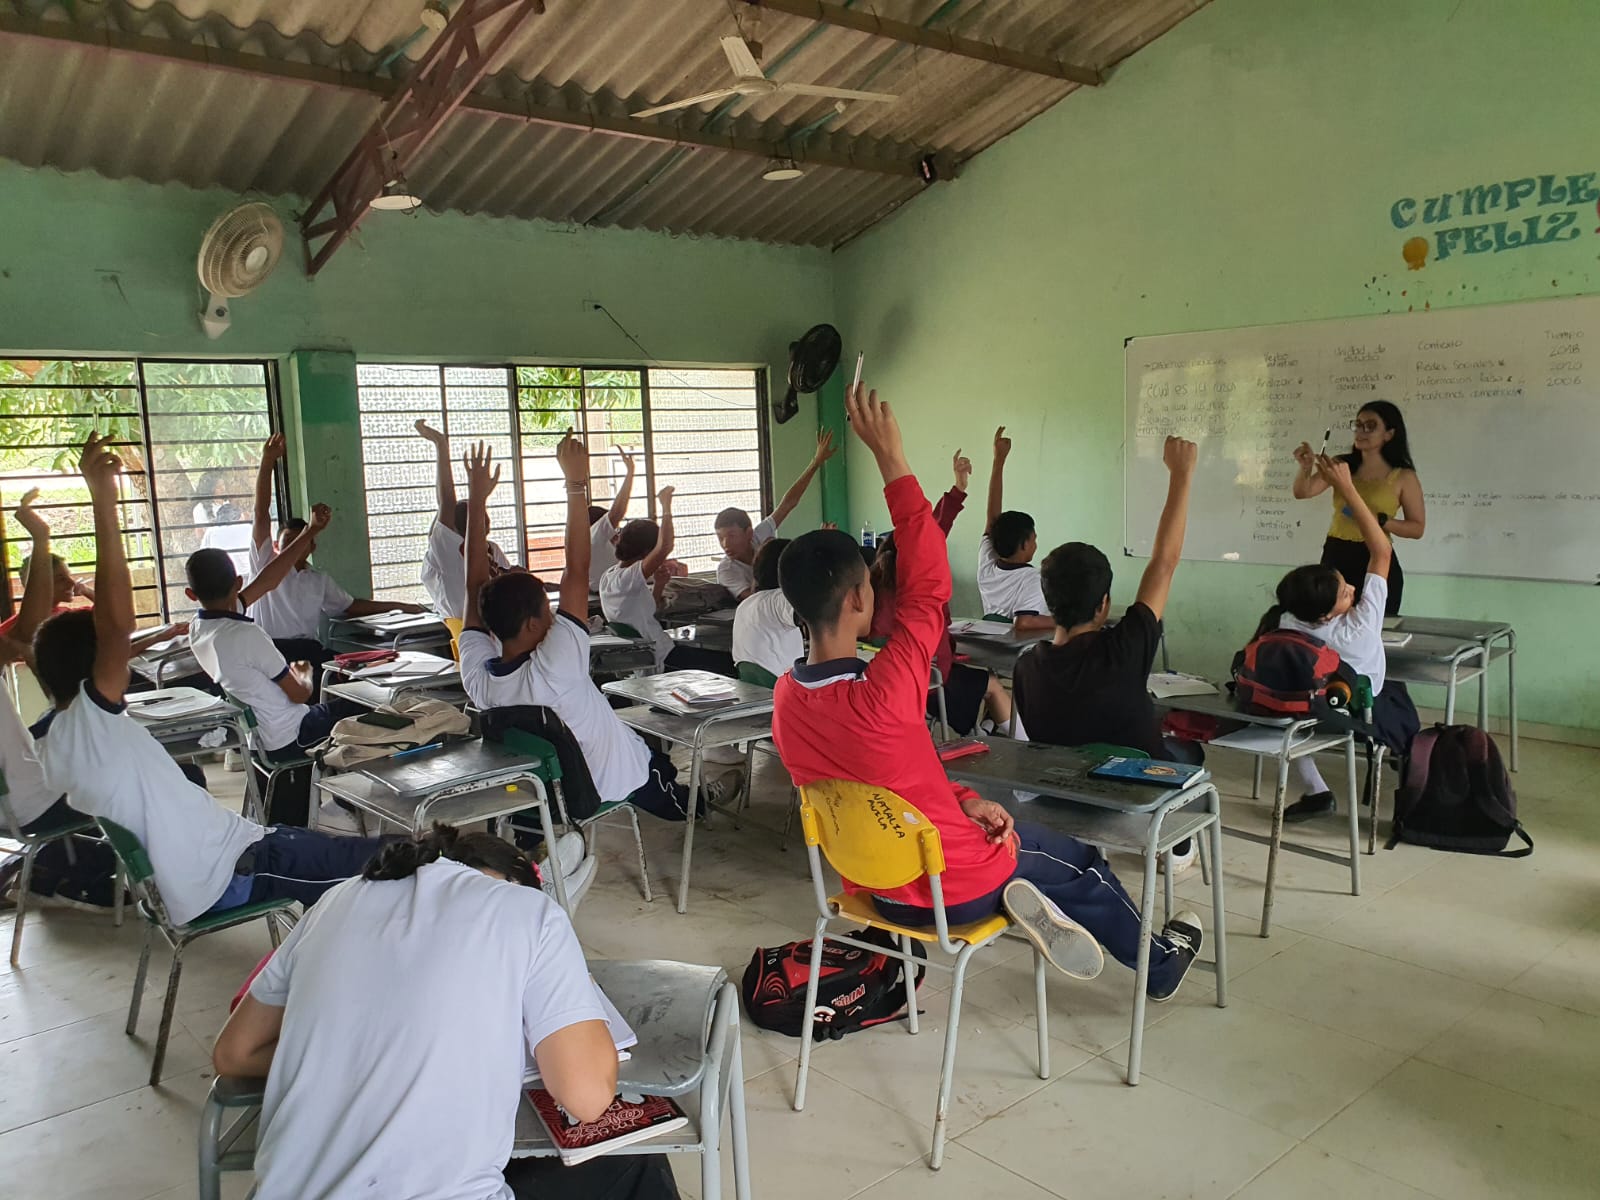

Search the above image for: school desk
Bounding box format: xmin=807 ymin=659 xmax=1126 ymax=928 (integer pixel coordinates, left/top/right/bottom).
xmin=1388 ymin=616 xmax=1517 ymax=769
xmin=129 ymin=635 xmax=202 ymax=688
xmin=602 ymin=671 xmax=776 ymax=914
xmin=126 ymin=688 xmax=259 ymax=821
xmin=948 ymin=617 xmax=1171 ymax=678
xmin=325 ymin=611 xmax=454 ymax=655
xmin=942 ymin=738 xmax=1227 ymax=1085
xmin=319 ymin=649 xmax=465 ymax=711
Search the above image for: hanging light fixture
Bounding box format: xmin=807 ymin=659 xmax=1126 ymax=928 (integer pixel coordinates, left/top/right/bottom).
xmin=370 ymin=149 xmax=423 ymax=212
xmin=761 ymin=156 xmax=804 ymax=182
xmin=419 ymin=1 xmax=451 ymax=33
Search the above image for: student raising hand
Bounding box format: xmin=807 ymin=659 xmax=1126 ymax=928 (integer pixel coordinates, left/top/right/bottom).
xmin=952 ymin=448 xmax=972 ymax=493
xmin=844 ymin=381 xmax=909 ymax=482
xmin=992 ymin=425 xmax=1012 ymax=462
xmin=555 ymin=430 xmax=588 ymax=485
xmin=15 ymin=486 xmax=47 ymax=541
xmin=309 ymin=502 xmax=333 ymax=533
xmin=79 ymin=431 xmax=123 ymax=492
xmin=463 ymin=442 xmax=501 ymax=498
xmin=1314 ymin=453 xmax=1352 ymax=491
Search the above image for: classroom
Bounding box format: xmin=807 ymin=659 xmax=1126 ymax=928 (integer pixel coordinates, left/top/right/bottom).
xmin=1 ymin=1 xmax=1596 ymax=1198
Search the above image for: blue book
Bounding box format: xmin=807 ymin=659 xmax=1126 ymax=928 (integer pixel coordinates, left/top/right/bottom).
xmin=1088 ymin=757 xmax=1205 ymax=788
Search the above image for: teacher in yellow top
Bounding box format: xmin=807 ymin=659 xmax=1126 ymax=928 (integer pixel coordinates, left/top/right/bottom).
xmin=1292 ymin=401 xmax=1425 ymax=616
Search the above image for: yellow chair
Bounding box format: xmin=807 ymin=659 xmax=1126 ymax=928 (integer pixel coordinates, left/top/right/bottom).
xmin=443 ymin=616 xmax=464 ymax=661
xmin=794 ymin=780 xmax=1050 ymax=1170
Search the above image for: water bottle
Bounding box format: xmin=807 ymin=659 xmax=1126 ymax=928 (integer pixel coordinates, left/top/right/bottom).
xmin=860 ymin=524 xmax=875 ymax=550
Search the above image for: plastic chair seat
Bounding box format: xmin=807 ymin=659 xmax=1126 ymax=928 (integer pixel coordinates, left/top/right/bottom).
xmin=829 ymin=891 xmax=1009 ymax=947
xmin=20 ymin=814 xmax=99 ymax=842
xmin=184 ymin=897 xmax=298 ymax=935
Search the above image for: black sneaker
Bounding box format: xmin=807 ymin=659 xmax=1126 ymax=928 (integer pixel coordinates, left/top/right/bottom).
xmin=1148 ymin=911 xmax=1204 ymax=1003
xmin=1283 ymin=790 xmax=1336 ymax=823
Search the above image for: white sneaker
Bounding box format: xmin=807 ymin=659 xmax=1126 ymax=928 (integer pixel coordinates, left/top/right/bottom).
xmin=540 ymin=831 xmax=586 ymax=879
xmin=1002 ymin=879 xmax=1105 ymax=980
xmin=223 ymin=749 xmax=245 ymax=773
xmin=1159 ymin=838 xmax=1197 ymax=878
xmin=700 ymin=769 xmax=745 ymax=814
xmin=546 ymin=853 xmax=598 ymax=909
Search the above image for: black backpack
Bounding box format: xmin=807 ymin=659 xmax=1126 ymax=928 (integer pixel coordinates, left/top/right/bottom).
xmin=480 ymin=706 xmax=602 ymax=822
xmin=741 ymin=928 xmax=925 ymax=1041
xmin=1388 ymin=724 xmax=1532 ymax=857
xmin=1231 ymin=628 xmax=1359 ymax=717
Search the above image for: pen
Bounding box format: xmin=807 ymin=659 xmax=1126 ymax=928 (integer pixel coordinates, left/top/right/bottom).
xmin=1317 ymin=427 xmax=1331 ymax=456
xmin=851 ymin=351 xmax=864 ymax=390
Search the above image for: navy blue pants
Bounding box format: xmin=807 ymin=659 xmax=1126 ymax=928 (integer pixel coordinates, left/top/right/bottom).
xmin=242 ymin=826 xmax=392 ymax=908
xmin=873 ymin=821 xmax=1192 ymax=996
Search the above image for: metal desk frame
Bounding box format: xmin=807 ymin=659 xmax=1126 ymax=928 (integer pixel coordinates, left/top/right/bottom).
xmin=1392 ymin=616 xmax=1517 ymax=770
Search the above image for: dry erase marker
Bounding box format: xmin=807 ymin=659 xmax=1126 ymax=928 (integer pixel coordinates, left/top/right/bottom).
xmin=1318 ymin=427 xmax=1331 ymax=455
xmin=851 ymin=352 xmax=865 ymax=390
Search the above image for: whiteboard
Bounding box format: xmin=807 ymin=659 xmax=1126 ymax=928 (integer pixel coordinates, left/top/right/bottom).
xmin=1123 ymin=296 xmax=1600 ymax=584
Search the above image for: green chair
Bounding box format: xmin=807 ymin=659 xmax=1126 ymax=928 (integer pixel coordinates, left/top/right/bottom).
xmin=223 ymin=691 xmax=306 ymax=826
xmin=735 ymin=661 xmax=778 ymax=688
xmin=98 ymin=819 xmax=296 ymax=1086
xmin=1 ymin=768 xmax=111 ymax=966
xmin=608 ymin=621 xmax=644 ymax=640
xmin=981 ymin=613 xmax=1012 ymax=624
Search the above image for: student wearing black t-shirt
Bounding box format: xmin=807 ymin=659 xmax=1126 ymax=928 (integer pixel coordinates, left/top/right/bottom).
xmin=1013 ymin=437 xmax=1202 ymax=865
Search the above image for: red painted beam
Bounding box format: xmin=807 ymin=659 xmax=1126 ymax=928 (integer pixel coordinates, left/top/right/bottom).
xmin=300 ymin=0 xmax=545 ymax=276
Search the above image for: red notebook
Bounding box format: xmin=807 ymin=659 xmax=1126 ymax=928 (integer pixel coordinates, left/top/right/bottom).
xmin=333 ymin=649 xmax=398 ymax=668
xmin=526 ymin=1088 xmax=688 ymax=1166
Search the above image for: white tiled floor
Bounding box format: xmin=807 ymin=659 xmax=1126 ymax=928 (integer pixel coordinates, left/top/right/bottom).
xmin=5 ymin=739 xmax=1600 ymax=1199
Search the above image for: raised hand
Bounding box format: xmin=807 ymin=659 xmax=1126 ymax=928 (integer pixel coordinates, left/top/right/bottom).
xmin=414 ymin=419 xmax=447 ymax=447
xmin=1162 ymin=436 xmax=1198 ymax=476
xmin=309 ymin=502 xmax=333 ymax=532
xmin=261 ymin=433 xmax=287 ymax=466
xmin=843 ymin=381 xmax=907 ymax=476
xmin=811 ymin=428 xmax=837 ymax=467
xmin=952 ymin=448 xmax=973 ymax=492
xmin=16 ymin=487 xmax=48 ymax=541
xmin=657 ymin=484 xmax=675 ymax=509
xmin=555 ymin=430 xmax=588 ymax=485
xmin=992 ymin=425 xmax=1012 ymax=462
xmin=1315 ymin=454 xmax=1353 ymax=492
xmin=1292 ymin=441 xmax=1315 ymax=468
xmin=616 ymin=445 xmax=637 ymax=472
xmin=464 ymin=442 xmax=501 ymax=499
xmin=78 ymin=433 xmax=122 ymax=494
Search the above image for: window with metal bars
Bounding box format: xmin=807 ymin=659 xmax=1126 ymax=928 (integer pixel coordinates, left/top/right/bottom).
xmin=0 ymin=358 xmax=280 ymax=624
xmin=356 ymin=363 xmax=768 ymax=602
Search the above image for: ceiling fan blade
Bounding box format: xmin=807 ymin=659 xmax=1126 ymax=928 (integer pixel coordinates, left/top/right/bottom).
xmin=631 ymin=87 xmax=747 ymax=118
xmin=720 ymin=35 xmax=766 ymax=81
xmin=777 ymin=83 xmax=899 ymax=104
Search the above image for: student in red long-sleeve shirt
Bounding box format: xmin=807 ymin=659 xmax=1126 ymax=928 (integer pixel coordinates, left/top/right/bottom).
xmin=772 ymin=383 xmax=1203 ymax=999
xmin=868 ymin=447 xmax=1012 ymax=736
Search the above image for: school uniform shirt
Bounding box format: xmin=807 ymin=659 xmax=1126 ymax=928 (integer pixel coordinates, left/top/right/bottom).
xmin=246 ymin=538 xmax=354 ymax=641
xmin=870 ymin=486 xmax=967 ymax=679
xmin=588 ymin=514 xmax=618 ymax=591
xmin=715 ymin=514 xmax=778 ymax=597
xmin=249 ymin=858 xmax=607 ymax=1200
xmin=189 ymin=604 xmax=307 ymax=753
xmin=598 ymin=561 xmax=672 ymax=667
xmin=976 ymin=534 xmax=1048 ymax=620
xmin=458 ymin=615 xmax=653 ymax=805
xmin=1012 ymin=602 xmax=1166 ymax=758
xmin=732 ymin=589 xmax=803 ymax=680
xmin=420 ymin=519 xmax=511 ymax=620
xmin=773 ymin=475 xmax=1017 ymax=910
xmin=0 ymin=689 xmax=58 ymax=827
xmin=1281 ymin=573 xmax=1389 ymax=694
xmin=38 ymin=682 xmax=264 ymax=925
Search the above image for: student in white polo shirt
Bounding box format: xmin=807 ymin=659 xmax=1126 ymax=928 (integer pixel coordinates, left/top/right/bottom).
xmin=731 ymin=537 xmax=802 ymax=681
xmin=977 ymin=425 xmax=1054 ymax=632
xmin=415 ymin=420 xmax=512 ymax=619
xmin=213 ymin=825 xmax=678 ymax=1200
xmin=32 ymin=435 xmax=385 ymax=928
xmin=598 ymin=485 xmax=704 ymax=672
xmin=458 ymin=439 xmax=740 ymax=822
xmin=713 ymin=428 xmax=836 ymax=599
xmin=246 ymin=435 xmax=424 ymax=670
xmin=586 ymin=444 xmax=638 ymax=591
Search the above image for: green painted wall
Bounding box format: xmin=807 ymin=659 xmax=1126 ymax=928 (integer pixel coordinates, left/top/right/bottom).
xmin=834 ymin=0 xmax=1600 ymax=732
xmin=0 ymin=160 xmax=836 ymax=588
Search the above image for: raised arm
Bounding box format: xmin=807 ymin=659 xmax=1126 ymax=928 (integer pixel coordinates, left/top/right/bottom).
xmin=1318 ymin=456 xmax=1392 ymax=578
xmin=1134 ymin=437 xmax=1198 ymax=622
xmin=607 ymin=446 xmax=637 ymax=527
xmin=769 ymin=429 xmax=836 ymax=528
xmin=555 ymin=433 xmax=591 ymax=618
xmin=932 ymin=448 xmax=971 ymax=535
xmin=252 ymin=434 xmax=285 ymax=551
xmin=13 ymin=489 xmax=56 ymax=653
xmin=80 ymin=435 xmax=135 ymax=704
xmin=639 ymin=486 xmax=676 ymax=579
xmin=463 ymin=443 xmax=502 ymax=632
xmin=1291 ymin=441 xmax=1331 ymax=499
xmin=240 ymin=504 xmax=330 ymax=609
xmin=416 ymin=420 xmax=456 ymax=528
xmin=985 ymin=426 xmax=1010 ymax=534
xmin=1386 ymin=471 xmax=1427 ymax=539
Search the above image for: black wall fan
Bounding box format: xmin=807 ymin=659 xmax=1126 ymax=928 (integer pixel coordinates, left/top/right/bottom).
xmin=775 ymin=323 xmax=841 ymax=424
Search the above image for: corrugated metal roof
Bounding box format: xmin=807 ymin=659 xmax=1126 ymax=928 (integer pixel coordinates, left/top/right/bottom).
xmin=0 ymin=0 xmax=1209 ymax=247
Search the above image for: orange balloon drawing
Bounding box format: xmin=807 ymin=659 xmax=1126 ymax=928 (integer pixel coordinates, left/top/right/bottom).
xmin=1402 ymin=236 xmax=1429 ymax=271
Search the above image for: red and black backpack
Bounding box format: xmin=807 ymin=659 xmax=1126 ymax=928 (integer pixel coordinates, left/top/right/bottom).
xmin=741 ymin=928 xmax=925 ymax=1041
xmin=1232 ymin=628 xmax=1354 ymax=717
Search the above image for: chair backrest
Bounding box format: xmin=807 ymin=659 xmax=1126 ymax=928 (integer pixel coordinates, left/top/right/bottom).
xmin=982 ymin=613 xmax=1011 ymax=623
xmin=98 ymin=817 xmax=155 ymax=885
xmin=609 ymin=621 xmax=643 ymax=640
xmin=483 ymin=710 xmax=601 ymax=822
xmin=798 ymin=779 xmax=945 ymax=890
xmin=219 ymin=689 xmax=260 ymax=733
xmin=443 ymin=617 xmax=464 ymax=660
xmin=1075 ymin=742 xmax=1150 ymax=761
xmin=735 ymin=661 xmax=779 ymax=689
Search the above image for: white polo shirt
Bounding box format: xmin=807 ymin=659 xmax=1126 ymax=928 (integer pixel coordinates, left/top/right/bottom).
xmin=1281 ymin=573 xmax=1390 ymax=695
xmin=588 ymin=514 xmax=618 ymax=591
xmin=715 ymin=514 xmax=777 ymax=597
xmin=598 ymin=561 xmax=671 ymax=667
xmin=0 ymin=690 xmax=57 ymax=827
xmin=977 ymin=534 xmax=1049 ymax=619
xmin=39 ymin=682 xmax=263 ymax=925
xmin=189 ymin=604 xmax=306 ymax=752
xmin=250 ymin=858 xmax=606 ymax=1200
xmin=732 ymin=589 xmax=803 ymax=680
xmin=421 ymin=520 xmax=511 ymax=620
xmin=247 ymin=539 xmax=355 ymax=641
xmin=458 ymin=616 xmax=652 ymax=805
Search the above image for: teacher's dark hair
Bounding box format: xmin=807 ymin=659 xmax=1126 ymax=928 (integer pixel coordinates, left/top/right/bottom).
xmin=363 ymin=823 xmax=540 ymax=888
xmin=1344 ymin=401 xmax=1415 ymax=471
xmin=1251 ymin=564 xmax=1344 ymax=639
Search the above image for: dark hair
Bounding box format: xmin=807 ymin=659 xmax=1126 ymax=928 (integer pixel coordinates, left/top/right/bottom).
xmin=990 ymin=510 xmax=1036 ymax=558
xmin=363 ymin=823 xmax=540 ymax=888
xmin=588 ymin=505 xmax=607 ymax=526
xmin=451 ymin=500 xmax=469 ymax=536
xmin=279 ymin=516 xmax=308 ymax=539
xmin=614 ymin=519 xmax=659 ymax=564
xmin=215 ymin=501 xmax=242 ymax=524
xmin=869 ymin=533 xmax=895 ymax=594
xmin=779 ymin=529 xmax=866 ymax=631
xmin=752 ymin=537 xmax=790 ymax=592
xmin=185 ymin=548 xmax=240 ymax=606
xmin=714 ymin=507 xmax=752 ymax=532
xmin=18 ymin=552 xmax=66 ymax=588
xmin=1039 ymin=542 xmax=1113 ymax=628
xmin=479 ymin=571 xmax=550 ymax=641
xmin=1344 ymin=400 xmax=1415 ymax=471
xmin=1251 ymin=563 xmax=1343 ymax=638
xmin=33 ymin=608 xmax=96 ymax=707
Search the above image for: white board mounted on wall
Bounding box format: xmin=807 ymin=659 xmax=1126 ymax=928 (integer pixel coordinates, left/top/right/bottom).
xmin=1123 ymin=296 xmax=1600 ymax=584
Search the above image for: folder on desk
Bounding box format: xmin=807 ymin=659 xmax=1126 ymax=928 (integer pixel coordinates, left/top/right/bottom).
xmin=1088 ymin=757 xmax=1205 ymax=787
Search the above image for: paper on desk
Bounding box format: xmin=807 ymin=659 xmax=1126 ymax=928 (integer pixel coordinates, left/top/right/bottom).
xmin=1210 ymin=725 xmax=1316 ymax=753
xmin=1380 ymin=631 xmax=1413 ymax=648
xmin=126 ymin=692 xmax=222 ymax=720
xmin=1146 ymin=671 xmax=1217 ymax=699
xmin=350 ymin=657 xmax=453 ymax=679
xmin=948 ymin=619 xmax=1013 ymax=638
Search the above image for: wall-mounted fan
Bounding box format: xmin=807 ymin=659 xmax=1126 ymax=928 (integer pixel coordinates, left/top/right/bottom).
xmin=633 ymin=37 xmax=897 ymax=119
xmin=197 ymin=202 xmax=284 ymax=339
xmin=777 ymin=323 xmax=841 ymax=425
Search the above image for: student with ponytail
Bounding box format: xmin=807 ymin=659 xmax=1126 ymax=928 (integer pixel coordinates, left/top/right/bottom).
xmin=214 ymin=824 xmax=678 ymax=1200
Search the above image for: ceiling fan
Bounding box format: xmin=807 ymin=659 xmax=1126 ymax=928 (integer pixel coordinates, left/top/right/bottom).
xmin=632 ymin=36 xmax=897 ymax=119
